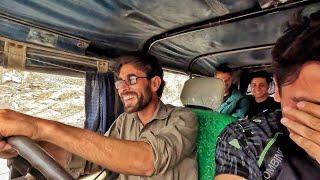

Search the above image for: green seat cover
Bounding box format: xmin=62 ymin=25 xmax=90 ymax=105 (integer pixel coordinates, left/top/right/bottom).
xmin=192 ymin=108 xmax=236 ymax=180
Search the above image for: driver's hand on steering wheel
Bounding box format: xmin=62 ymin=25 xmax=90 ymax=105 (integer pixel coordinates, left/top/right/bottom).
xmin=0 ymin=108 xmax=19 ymax=159
xmin=0 ymin=109 xmax=39 ymax=159
xmin=0 ymin=137 xmax=18 ymax=159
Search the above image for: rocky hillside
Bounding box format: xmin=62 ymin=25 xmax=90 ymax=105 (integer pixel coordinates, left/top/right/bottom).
xmin=0 ymin=68 xmax=188 ymax=128
xmin=0 ymin=68 xmax=85 ymax=127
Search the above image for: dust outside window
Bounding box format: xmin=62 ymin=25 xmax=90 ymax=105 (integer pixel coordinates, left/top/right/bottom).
xmin=0 ymin=68 xmax=85 ymax=128
xmin=161 ymin=71 xmax=189 ymax=107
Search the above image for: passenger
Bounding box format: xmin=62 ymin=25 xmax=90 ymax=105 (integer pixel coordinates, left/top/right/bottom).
xmin=246 ymin=70 xmax=280 ymax=119
xmin=215 ymin=10 xmax=320 ymax=180
xmin=0 ymin=53 xmax=198 ymax=179
xmin=215 ymin=64 xmax=249 ymax=118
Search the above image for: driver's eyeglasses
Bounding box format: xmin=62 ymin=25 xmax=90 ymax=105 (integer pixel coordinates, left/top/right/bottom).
xmin=115 ymin=75 xmax=149 ymax=89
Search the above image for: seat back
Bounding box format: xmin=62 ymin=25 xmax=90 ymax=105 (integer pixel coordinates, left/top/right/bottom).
xmin=180 ymin=77 xmax=236 ymax=180
xmin=192 ymin=108 xmax=235 ymax=180
xmin=180 ymin=77 xmax=224 ymax=111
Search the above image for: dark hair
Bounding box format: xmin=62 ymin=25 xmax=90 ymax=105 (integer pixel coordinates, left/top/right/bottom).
xmin=272 ymin=10 xmax=320 ymax=88
xmin=115 ymin=52 xmax=165 ymax=98
xmin=249 ymin=70 xmax=272 ymax=84
xmin=215 ymin=63 xmax=232 ymax=75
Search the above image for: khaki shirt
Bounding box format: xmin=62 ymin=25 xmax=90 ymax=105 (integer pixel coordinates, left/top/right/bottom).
xmin=68 ymin=101 xmax=198 ymax=180
xmin=106 ymin=101 xmax=198 ymax=180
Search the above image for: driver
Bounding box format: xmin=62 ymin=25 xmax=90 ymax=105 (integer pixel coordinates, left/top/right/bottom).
xmin=0 ymin=53 xmax=198 ymax=179
xmin=215 ymin=10 xmax=320 ymax=180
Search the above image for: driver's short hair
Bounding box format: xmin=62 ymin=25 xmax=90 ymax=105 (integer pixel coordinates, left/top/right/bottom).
xmin=115 ymin=52 xmax=165 ymax=98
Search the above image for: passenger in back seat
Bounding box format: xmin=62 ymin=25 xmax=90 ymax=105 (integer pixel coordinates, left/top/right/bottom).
xmin=246 ymin=70 xmax=280 ymax=119
xmin=215 ymin=64 xmax=249 ymax=118
xmin=215 ymin=10 xmax=320 ymax=180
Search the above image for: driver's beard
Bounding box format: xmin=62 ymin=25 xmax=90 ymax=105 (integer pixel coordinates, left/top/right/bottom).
xmin=124 ymin=90 xmax=152 ymax=114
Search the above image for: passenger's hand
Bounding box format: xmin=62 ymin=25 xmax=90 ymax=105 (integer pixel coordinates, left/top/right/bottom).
xmin=281 ymin=101 xmax=320 ymax=164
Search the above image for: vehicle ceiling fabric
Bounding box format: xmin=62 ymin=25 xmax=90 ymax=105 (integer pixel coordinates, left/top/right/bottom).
xmin=0 ymin=0 xmax=319 ymax=76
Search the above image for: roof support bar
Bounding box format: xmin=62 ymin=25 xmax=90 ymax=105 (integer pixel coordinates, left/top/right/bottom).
xmin=187 ymin=43 xmax=274 ymax=72
xmin=144 ymin=0 xmax=317 ymax=53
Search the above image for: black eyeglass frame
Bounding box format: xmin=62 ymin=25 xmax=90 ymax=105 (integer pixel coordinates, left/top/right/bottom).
xmin=115 ymin=74 xmax=150 ymax=89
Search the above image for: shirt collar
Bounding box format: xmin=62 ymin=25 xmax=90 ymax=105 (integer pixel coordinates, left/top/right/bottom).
xmin=152 ymin=100 xmax=170 ymax=120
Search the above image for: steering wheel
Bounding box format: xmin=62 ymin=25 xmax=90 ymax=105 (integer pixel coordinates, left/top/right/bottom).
xmin=7 ymin=136 xmax=74 ymax=180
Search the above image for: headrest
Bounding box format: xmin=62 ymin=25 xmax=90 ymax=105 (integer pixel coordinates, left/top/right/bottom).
xmin=180 ymin=77 xmax=224 ymax=111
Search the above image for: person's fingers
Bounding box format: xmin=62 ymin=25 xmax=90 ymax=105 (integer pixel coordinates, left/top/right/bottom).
xmin=0 ymin=109 xmax=40 ymax=139
xmin=289 ymin=131 xmax=320 ymax=163
xmin=282 ymin=106 xmax=320 ymax=131
xmin=281 ymin=118 xmax=320 ymax=146
xmin=0 ymin=141 xmax=18 ymax=159
xmin=0 ymin=140 xmax=7 ymax=150
xmin=297 ymin=101 xmax=320 ymax=118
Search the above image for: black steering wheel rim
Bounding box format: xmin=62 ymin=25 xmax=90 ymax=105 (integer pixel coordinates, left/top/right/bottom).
xmin=7 ymin=136 xmax=74 ymax=180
